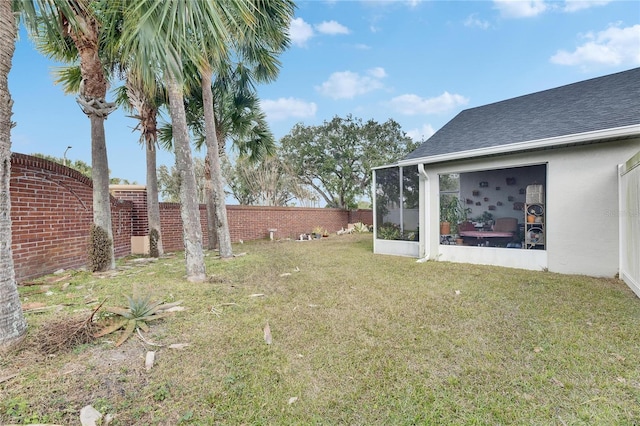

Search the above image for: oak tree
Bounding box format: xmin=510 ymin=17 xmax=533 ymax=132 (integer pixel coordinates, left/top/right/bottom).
xmin=280 ymin=115 xmax=418 ymax=209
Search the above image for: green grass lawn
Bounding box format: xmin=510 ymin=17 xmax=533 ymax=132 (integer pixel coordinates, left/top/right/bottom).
xmin=2 ymin=233 xmax=639 ymax=425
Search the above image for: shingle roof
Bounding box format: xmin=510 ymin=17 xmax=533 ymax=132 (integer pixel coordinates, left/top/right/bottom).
xmin=403 ymin=67 xmax=640 ymax=161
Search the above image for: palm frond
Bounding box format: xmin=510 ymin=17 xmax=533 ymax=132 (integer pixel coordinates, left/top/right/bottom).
xmin=52 ymin=64 xmax=82 ymax=94
xmin=157 ymin=122 xmax=174 ymax=151
xmin=94 ymin=318 xmax=129 ymax=338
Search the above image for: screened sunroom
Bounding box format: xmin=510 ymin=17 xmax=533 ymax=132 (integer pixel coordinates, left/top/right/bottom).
xmin=373 ymin=162 xmax=549 ymax=269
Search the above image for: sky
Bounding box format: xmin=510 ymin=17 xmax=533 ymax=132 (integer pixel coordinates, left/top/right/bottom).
xmin=8 ymin=0 xmax=640 ymax=189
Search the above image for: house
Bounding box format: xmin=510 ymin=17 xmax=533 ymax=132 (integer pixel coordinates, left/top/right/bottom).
xmin=373 ymin=67 xmax=640 ymax=296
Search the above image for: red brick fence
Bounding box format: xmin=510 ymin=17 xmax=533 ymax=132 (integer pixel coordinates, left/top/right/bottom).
xmin=10 ymin=153 xmax=372 ymax=281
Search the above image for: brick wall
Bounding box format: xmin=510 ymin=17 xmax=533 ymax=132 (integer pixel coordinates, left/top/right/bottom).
xmin=153 ymin=203 xmax=354 ymax=250
xmin=348 ymin=209 xmax=373 ymax=226
xmin=10 ymin=154 xmax=132 ymax=281
xmin=110 ymin=185 xmax=148 ymax=236
xmin=157 ymin=203 xmax=210 ymax=252
xmin=226 ymin=205 xmax=348 ymax=241
xmin=150 ymin=203 xmax=371 ymax=251
xmin=112 ymin=200 xmax=133 ymax=259
xmin=110 ymin=188 xmax=373 ymax=249
xmin=10 ymin=154 xmax=372 ymax=281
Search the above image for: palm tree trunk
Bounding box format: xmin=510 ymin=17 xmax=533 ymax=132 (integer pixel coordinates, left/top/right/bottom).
xmin=167 ymin=72 xmax=206 ymax=282
xmin=204 ymin=156 xmax=218 ymax=250
xmin=90 ymin=114 xmax=115 ymax=270
xmin=0 ymin=0 xmax=27 ymax=349
xmin=202 ymin=72 xmax=232 ymax=258
xmin=146 ymin=141 xmax=163 ymax=257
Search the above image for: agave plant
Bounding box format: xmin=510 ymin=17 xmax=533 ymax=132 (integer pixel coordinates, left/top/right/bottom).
xmin=95 ymin=296 xmax=182 ymax=347
xmin=352 ymin=222 xmax=371 ymax=233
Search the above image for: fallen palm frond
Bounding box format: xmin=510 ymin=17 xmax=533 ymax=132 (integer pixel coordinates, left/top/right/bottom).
xmin=36 ymin=301 xmax=104 ymax=354
xmin=94 ymin=296 xmax=182 ymax=347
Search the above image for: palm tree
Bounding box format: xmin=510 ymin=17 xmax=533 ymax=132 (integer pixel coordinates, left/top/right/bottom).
xmin=0 ymin=0 xmax=27 ymax=349
xmin=162 ymin=72 xmax=276 ymax=251
xmin=155 ymin=0 xmax=292 ymax=256
xmin=119 ymin=0 xmax=250 ymax=281
xmin=2 ymin=0 xmax=91 ymax=347
xmin=121 ymin=0 xmax=293 ymax=276
xmin=160 ymin=71 xmax=275 ymax=250
xmin=114 ymin=74 xmax=165 ymax=257
xmin=2 ymin=0 xmax=86 ymax=349
xmin=198 ymin=0 xmax=294 ymax=257
xmin=63 ymin=3 xmax=118 ymax=271
xmin=165 ymin=71 xmax=207 ymax=281
xmin=200 ymin=69 xmax=233 ymax=257
xmin=27 ymin=0 xmax=119 ymax=272
xmin=204 ymin=88 xmax=274 ymax=251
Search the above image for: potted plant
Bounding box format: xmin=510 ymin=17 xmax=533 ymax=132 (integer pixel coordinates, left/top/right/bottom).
xmin=439 ymin=196 xmax=453 ymax=235
xmin=481 ymin=211 xmax=494 ymax=227
xmin=472 ymin=211 xmax=494 ymax=229
xmin=440 ymin=196 xmax=469 ymax=235
xmin=440 ymin=221 xmax=451 ymax=235
xmin=312 ymin=226 xmax=326 ymax=239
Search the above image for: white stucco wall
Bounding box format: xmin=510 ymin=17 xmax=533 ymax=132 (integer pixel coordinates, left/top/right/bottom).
xmin=547 ymin=140 xmax=638 ymax=276
xmin=418 ymin=138 xmax=640 ymax=277
xmin=373 ymin=239 xmax=420 ymax=257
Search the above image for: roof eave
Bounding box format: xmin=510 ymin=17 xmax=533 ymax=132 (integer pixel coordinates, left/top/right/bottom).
xmin=372 ymin=162 xmax=400 ymax=171
xmin=397 ymin=124 xmax=640 ymax=167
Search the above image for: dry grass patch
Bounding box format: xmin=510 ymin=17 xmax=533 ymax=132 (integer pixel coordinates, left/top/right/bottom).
xmin=1 ymin=234 xmax=640 ymax=425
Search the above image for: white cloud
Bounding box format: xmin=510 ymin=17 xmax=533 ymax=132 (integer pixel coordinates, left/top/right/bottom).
xmin=315 ymin=20 xmax=350 ymax=35
xmin=562 ymin=0 xmax=611 ymax=13
xmin=367 ymin=67 xmax=387 ymax=79
xmin=493 ymin=0 xmax=547 ymax=18
xmin=550 ymin=24 xmax=640 ymax=67
xmin=354 ymin=43 xmax=372 ymax=50
xmin=316 ymin=68 xmax=387 ymax=100
xmin=493 ymin=0 xmax=610 ymax=17
xmin=464 ymin=13 xmax=491 ymax=30
xmin=289 ymin=17 xmax=314 ymax=47
xmin=406 ymin=124 xmax=436 ymax=142
xmin=262 ymin=98 xmax=317 ymax=121
xmin=390 ymin=92 xmax=469 ymax=115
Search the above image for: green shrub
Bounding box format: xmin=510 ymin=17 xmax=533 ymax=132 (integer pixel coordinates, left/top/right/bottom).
xmin=377 ymin=223 xmax=401 ymax=240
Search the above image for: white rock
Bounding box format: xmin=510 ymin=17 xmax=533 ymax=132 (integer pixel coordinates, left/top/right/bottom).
xmin=80 ymin=405 xmax=102 ymax=426
xmin=145 ymin=351 xmax=156 ymax=371
xmin=168 ymin=343 xmax=190 ymax=350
